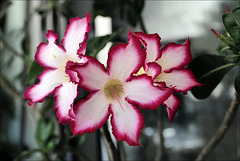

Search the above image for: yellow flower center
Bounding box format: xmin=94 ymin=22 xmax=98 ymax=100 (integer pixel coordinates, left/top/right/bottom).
xmin=103 ymin=78 xmax=124 ymax=101
xmin=134 ymin=67 xmax=145 ymax=76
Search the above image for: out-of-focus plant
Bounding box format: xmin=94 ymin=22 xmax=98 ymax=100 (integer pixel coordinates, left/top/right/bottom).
xmin=188 ymin=4 xmax=240 ymax=161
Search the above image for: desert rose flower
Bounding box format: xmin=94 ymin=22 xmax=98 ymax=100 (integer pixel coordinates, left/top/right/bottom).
xmin=24 ymin=14 xmax=91 ymax=124
xmin=135 ymin=32 xmax=201 ymax=123
xmin=68 ymin=32 xmax=171 ymax=146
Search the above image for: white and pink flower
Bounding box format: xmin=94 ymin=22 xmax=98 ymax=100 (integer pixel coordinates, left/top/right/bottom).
xmin=24 ymin=14 xmax=91 ymax=124
xmin=135 ymin=32 xmax=201 ymax=123
xmin=68 ymin=32 xmax=171 ymax=146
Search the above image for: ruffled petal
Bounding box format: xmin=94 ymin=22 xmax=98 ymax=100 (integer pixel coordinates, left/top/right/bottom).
xmin=24 ymin=69 xmax=67 ymax=104
xmin=125 ymin=75 xmax=171 ymax=110
xmin=62 ymin=13 xmax=91 ymax=60
xmin=70 ymin=91 xmax=110 ymax=135
xmin=35 ymin=30 xmax=66 ymax=69
xmin=107 ymin=32 xmax=146 ymax=81
xmin=163 ymin=93 xmax=181 ymax=124
xmin=135 ymin=32 xmax=161 ymax=64
xmin=69 ymin=56 xmax=109 ymax=92
xmin=145 ymin=62 xmax=162 ymax=79
xmin=156 ymin=38 xmax=191 ymax=72
xmin=54 ymin=82 xmax=78 ymax=124
xmin=155 ymin=68 xmax=201 ymax=93
xmin=109 ymin=99 xmax=144 ymax=146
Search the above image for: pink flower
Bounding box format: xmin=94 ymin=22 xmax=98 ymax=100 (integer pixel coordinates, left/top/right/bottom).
xmin=24 ymin=14 xmax=91 ymax=124
xmin=68 ymin=32 xmax=171 ymax=146
xmin=135 ymin=32 xmax=201 ymax=123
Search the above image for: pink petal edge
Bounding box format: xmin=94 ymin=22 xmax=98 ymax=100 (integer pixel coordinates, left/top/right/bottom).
xmin=107 ymin=31 xmax=146 ymax=82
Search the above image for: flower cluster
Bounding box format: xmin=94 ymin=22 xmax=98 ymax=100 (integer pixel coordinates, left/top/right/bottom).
xmin=24 ymin=14 xmax=200 ymax=146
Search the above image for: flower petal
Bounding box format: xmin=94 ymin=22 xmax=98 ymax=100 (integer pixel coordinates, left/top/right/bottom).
xmin=155 ymin=68 xmax=201 ymax=93
xmin=163 ymin=94 xmax=180 ymax=124
xmin=70 ymin=91 xmax=110 ymax=135
xmin=156 ymin=38 xmax=191 ymax=72
xmin=54 ymin=82 xmax=78 ymax=124
xmin=107 ymin=32 xmax=146 ymax=81
xmin=69 ymin=56 xmax=109 ymax=92
xmin=35 ymin=30 xmax=66 ymax=69
xmin=109 ymin=99 xmax=144 ymax=146
xmin=24 ymin=69 xmax=66 ymax=104
xmin=145 ymin=62 xmax=162 ymax=79
xmin=61 ymin=13 xmax=91 ymax=60
xmin=135 ymin=32 xmax=161 ymax=64
xmin=125 ymin=75 xmax=171 ymax=110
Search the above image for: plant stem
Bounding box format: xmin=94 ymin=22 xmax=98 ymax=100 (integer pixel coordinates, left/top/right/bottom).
xmin=155 ymin=107 xmax=165 ymax=161
xmin=139 ymin=14 xmax=148 ymax=34
xmin=100 ymin=123 xmax=120 ymax=161
xmin=195 ymin=92 xmax=240 ymax=161
xmin=0 ymin=35 xmax=24 ymax=59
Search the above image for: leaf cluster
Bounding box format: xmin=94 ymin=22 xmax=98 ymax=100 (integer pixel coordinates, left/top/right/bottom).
xmin=93 ymin=0 xmax=144 ymax=27
xmin=189 ymin=7 xmax=240 ymax=99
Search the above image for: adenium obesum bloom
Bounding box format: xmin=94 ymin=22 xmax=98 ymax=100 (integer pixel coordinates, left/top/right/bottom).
xmin=68 ymin=32 xmax=171 ymax=146
xmin=135 ymin=32 xmax=201 ymax=123
xmin=24 ymin=14 xmax=91 ymax=124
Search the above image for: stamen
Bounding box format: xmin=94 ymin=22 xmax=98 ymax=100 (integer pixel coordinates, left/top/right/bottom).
xmin=110 ymin=87 xmax=125 ymax=112
xmin=103 ymin=78 xmax=125 ymax=112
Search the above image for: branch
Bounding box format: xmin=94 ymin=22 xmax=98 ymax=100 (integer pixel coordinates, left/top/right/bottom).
xmin=155 ymin=107 xmax=165 ymax=161
xmin=0 ymin=75 xmax=21 ymax=99
xmin=139 ymin=14 xmax=148 ymax=34
xmin=0 ymin=35 xmax=23 ymax=59
xmin=100 ymin=123 xmax=120 ymax=161
xmin=195 ymin=92 xmax=240 ymax=161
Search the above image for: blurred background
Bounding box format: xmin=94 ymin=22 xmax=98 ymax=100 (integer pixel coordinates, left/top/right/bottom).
xmin=0 ymin=0 xmax=239 ymax=161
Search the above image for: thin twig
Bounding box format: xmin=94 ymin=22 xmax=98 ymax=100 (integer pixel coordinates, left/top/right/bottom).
xmin=100 ymin=123 xmax=120 ymax=161
xmin=139 ymin=14 xmax=148 ymax=34
xmin=0 ymin=75 xmax=21 ymax=99
xmin=0 ymin=35 xmax=23 ymax=59
xmin=155 ymin=107 xmax=165 ymax=161
xmin=195 ymin=92 xmax=240 ymax=161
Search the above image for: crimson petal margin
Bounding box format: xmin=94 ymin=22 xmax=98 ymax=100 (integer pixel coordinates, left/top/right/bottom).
xmin=156 ymin=68 xmax=201 ymax=94
xmin=61 ymin=13 xmax=91 ymax=60
xmin=125 ymin=75 xmax=171 ymax=110
xmin=163 ymin=93 xmax=181 ymax=124
xmin=69 ymin=56 xmax=109 ymax=92
xmin=146 ymin=62 xmax=162 ymax=79
xmin=53 ymin=82 xmax=78 ymax=124
xmin=135 ymin=32 xmax=161 ymax=64
xmin=107 ymin=32 xmax=146 ymax=82
xmin=109 ymin=99 xmax=144 ymax=146
xmin=156 ymin=38 xmax=192 ymax=72
xmin=35 ymin=30 xmax=66 ymax=69
xmin=70 ymin=91 xmax=110 ymax=135
xmin=24 ymin=69 xmax=65 ymax=105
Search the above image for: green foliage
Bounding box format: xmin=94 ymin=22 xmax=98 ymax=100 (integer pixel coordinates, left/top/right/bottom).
xmin=35 ymin=118 xmax=56 ymax=153
xmin=26 ymin=60 xmax=44 ymax=84
xmin=190 ymin=5 xmax=240 ymax=99
xmin=234 ymin=71 xmax=240 ymax=94
xmin=93 ymin=0 xmax=145 ymax=27
xmin=222 ymin=7 xmax=240 ymax=43
xmin=86 ymin=29 xmax=122 ymax=57
xmin=14 ymin=149 xmax=41 ymax=161
xmin=189 ymin=54 xmax=235 ymax=99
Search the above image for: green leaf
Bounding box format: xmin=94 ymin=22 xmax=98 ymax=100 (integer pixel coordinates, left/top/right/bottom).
xmin=234 ymin=71 xmax=240 ymax=94
xmin=85 ymin=29 xmax=122 ymax=57
xmin=26 ymin=60 xmax=44 ymax=84
xmin=125 ymin=4 xmax=139 ymax=27
xmin=35 ymin=118 xmax=55 ymax=152
xmin=57 ymin=2 xmax=77 ymax=19
xmin=14 ymin=149 xmax=41 ymax=161
xmin=188 ymin=54 xmax=236 ymax=99
xmin=222 ymin=7 xmax=240 ymax=43
xmin=93 ymin=0 xmax=120 ymax=18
